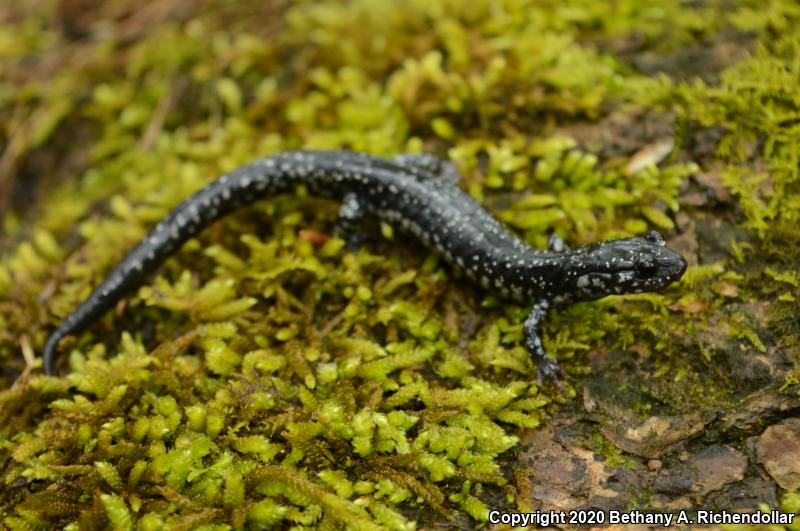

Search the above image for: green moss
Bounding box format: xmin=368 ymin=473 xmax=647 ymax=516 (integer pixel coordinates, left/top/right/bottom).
xmin=1 ymin=0 xmax=799 ymax=527
xmin=592 ymin=433 xmax=637 ymax=470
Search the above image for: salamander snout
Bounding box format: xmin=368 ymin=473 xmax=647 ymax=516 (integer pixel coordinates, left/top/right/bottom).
xmin=661 ymin=247 xmax=688 ymax=282
xmin=634 ymin=249 xmax=687 ymax=283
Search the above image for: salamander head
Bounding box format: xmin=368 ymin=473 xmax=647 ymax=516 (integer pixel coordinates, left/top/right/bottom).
xmin=561 ymin=231 xmax=687 ymax=301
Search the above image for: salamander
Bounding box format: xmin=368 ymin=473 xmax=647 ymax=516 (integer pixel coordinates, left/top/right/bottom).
xmin=41 ymin=150 xmax=688 ymax=382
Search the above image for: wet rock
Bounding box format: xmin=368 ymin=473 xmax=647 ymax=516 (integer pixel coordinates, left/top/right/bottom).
xmin=756 ymin=417 xmax=800 ymax=491
xmin=519 ymin=426 xmax=594 ymax=509
xmin=654 ymin=445 xmax=746 ymax=498
xmin=719 ymin=388 xmax=799 ymax=436
xmin=597 ymin=409 xmax=711 ymax=460
xmin=518 ymin=422 xmax=649 ymax=511
xmin=704 ymin=476 xmax=778 ymax=510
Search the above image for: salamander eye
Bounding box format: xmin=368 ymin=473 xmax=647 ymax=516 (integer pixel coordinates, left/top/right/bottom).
xmin=635 ymin=255 xmax=658 ymax=278
xmin=645 ymin=230 xmax=666 ymax=247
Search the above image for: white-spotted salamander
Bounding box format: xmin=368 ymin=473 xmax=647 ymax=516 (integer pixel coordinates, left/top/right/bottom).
xmin=42 ymin=150 xmax=687 ymax=383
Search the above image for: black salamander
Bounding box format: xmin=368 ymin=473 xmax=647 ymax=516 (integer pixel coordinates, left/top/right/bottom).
xmin=42 ymin=150 xmax=687 ymax=382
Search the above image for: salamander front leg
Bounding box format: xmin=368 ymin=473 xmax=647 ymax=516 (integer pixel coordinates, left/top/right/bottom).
xmin=523 ymin=299 xmax=565 ymax=387
xmin=334 ymin=192 xmax=367 ymax=250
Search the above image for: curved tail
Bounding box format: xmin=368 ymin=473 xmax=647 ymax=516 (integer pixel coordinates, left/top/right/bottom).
xmin=40 ymin=159 xmax=285 ymax=375
xmin=42 ymin=329 xmax=66 ymax=375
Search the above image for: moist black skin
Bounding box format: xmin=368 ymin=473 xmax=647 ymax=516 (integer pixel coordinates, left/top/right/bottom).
xmin=42 ymin=150 xmax=688 ymax=383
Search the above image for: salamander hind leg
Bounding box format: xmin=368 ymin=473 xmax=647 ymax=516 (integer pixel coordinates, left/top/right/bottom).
xmin=334 ymin=192 xmax=367 ymax=250
xmin=523 ymin=299 xmax=565 ymax=388
xmin=391 ymin=153 xmax=442 ymax=174
xmin=548 ymin=233 xmax=569 ymax=253
xmin=391 ymin=153 xmax=461 ymax=183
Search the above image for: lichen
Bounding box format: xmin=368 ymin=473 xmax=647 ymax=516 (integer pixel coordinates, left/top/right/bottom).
xmin=1 ymin=0 xmax=799 ymax=528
